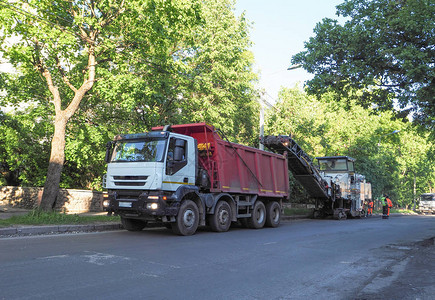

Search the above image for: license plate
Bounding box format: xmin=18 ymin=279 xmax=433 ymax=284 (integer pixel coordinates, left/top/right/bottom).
xmin=119 ymin=201 xmax=132 ymax=208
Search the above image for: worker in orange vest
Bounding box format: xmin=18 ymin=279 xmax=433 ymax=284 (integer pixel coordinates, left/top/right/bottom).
xmin=382 ymin=195 xmax=393 ymax=219
xmin=367 ymin=199 xmax=374 ymax=217
xmin=386 ymin=196 xmax=393 ymax=217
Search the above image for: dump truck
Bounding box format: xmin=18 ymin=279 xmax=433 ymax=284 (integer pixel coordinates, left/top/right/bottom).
xmin=261 ymin=135 xmax=371 ymax=219
xmin=103 ymin=123 xmax=289 ymax=235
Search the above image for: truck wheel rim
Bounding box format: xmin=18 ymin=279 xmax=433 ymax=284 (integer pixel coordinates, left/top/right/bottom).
xmin=256 ymin=207 xmax=265 ymax=223
xmin=183 ymin=209 xmax=195 ymax=227
xmin=219 ymin=209 xmax=229 ymax=225
xmin=272 ymin=207 xmax=280 ymax=222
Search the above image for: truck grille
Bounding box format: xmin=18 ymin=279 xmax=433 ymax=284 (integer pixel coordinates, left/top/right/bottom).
xmin=113 ymin=176 xmax=148 ymax=186
xmin=114 ymin=176 xmax=148 ymax=180
xmin=114 ymin=182 xmax=145 ymax=186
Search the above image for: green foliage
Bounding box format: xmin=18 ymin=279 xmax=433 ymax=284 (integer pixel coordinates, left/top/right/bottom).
xmin=0 ymin=107 xmax=51 ymax=186
xmin=266 ymin=87 xmax=435 ymax=208
xmin=0 ymin=0 xmax=259 ymax=189
xmin=293 ymin=0 xmax=435 ymax=131
xmin=92 ymin=0 xmax=258 ymax=143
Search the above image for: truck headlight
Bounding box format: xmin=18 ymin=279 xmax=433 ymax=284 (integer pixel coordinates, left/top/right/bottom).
xmin=103 ymin=200 xmax=110 ymax=208
xmin=146 ymin=203 xmax=159 ymax=210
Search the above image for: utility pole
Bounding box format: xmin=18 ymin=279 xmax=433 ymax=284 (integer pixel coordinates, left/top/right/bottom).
xmin=413 ymin=173 xmax=416 ymax=211
xmin=258 ymin=63 xmax=303 ymax=150
xmin=258 ymin=92 xmax=274 ymax=150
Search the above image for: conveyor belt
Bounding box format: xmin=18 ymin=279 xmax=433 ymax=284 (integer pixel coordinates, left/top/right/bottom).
xmin=261 ymin=135 xmax=329 ymax=199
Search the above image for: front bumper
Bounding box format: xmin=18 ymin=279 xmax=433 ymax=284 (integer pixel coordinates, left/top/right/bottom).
xmin=103 ymin=190 xmax=180 ymax=219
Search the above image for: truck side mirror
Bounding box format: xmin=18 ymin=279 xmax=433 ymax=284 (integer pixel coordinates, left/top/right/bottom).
xmin=105 ymin=141 xmax=114 ymax=163
xmin=174 ymin=139 xmax=185 ymax=161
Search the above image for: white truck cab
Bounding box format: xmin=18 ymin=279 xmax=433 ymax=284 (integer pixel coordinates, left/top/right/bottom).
xmin=104 ymin=131 xmax=197 ymax=192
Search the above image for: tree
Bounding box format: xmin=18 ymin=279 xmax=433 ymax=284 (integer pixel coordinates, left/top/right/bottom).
xmin=0 ymin=0 xmax=258 ymax=201
xmin=0 ymin=0 xmax=129 ymax=210
xmin=292 ymin=0 xmax=435 ymax=131
xmin=265 ymin=87 xmax=435 ymax=207
xmin=0 ymin=0 xmax=202 ymax=210
xmin=92 ymin=0 xmax=258 ymax=144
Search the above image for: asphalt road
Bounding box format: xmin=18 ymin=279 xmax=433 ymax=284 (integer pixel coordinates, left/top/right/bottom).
xmin=1 ymin=215 xmax=434 ymax=300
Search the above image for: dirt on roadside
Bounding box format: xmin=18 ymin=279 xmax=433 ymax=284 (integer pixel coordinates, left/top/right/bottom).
xmin=357 ymin=237 xmax=435 ymax=300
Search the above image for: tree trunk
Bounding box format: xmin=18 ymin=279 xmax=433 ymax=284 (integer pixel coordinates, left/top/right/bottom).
xmin=39 ymin=114 xmax=68 ymax=211
xmin=37 ymin=39 xmax=96 ymax=211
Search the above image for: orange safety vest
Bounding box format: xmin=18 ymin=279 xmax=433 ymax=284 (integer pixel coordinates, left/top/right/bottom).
xmin=368 ymin=201 xmax=374 ymax=208
xmin=386 ymin=198 xmax=393 ymax=208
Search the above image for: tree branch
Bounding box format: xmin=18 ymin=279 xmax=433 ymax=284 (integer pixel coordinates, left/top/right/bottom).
xmin=55 ymin=55 xmax=78 ymax=93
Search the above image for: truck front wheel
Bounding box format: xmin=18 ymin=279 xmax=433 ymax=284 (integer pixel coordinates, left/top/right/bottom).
xmin=265 ymin=201 xmax=281 ymax=227
xmin=247 ymin=201 xmax=266 ymax=229
xmin=209 ymin=201 xmax=232 ymax=232
xmin=172 ymin=200 xmax=199 ymax=236
xmin=121 ymin=217 xmax=147 ymax=231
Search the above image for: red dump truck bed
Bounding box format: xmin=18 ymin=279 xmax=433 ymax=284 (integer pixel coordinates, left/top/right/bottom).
xmin=153 ymin=123 xmax=289 ymax=199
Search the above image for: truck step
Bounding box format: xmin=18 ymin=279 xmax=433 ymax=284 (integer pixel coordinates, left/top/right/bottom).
xmin=237 ymin=201 xmax=252 ymax=207
xmin=237 ymin=214 xmax=251 ymax=218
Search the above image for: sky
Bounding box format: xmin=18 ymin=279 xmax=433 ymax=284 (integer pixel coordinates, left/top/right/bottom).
xmin=234 ymin=0 xmax=345 ymax=104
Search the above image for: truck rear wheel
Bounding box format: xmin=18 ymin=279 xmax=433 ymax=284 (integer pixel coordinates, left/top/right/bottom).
xmin=209 ymin=201 xmax=232 ymax=232
xmin=172 ymin=200 xmax=199 ymax=236
xmin=247 ymin=201 xmax=266 ymax=229
xmin=265 ymin=201 xmax=281 ymax=228
xmin=121 ymin=217 xmax=147 ymax=231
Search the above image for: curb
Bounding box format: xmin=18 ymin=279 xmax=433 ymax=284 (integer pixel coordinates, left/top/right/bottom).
xmin=0 ymin=223 xmax=123 ymax=237
xmin=0 ymin=215 xmax=309 ymax=237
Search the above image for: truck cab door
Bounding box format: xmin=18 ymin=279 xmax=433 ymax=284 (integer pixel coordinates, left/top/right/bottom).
xmin=163 ymin=137 xmax=194 ymax=191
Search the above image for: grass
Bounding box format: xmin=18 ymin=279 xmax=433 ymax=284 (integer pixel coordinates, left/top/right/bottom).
xmin=373 ymin=208 xmax=417 ymax=214
xmin=390 ymin=208 xmax=417 ymax=214
xmin=0 ymin=210 xmax=120 ymax=228
xmin=283 ymin=207 xmax=314 ymax=216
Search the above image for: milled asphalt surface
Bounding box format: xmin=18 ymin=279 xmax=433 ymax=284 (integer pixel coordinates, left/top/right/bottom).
xmin=0 ymin=206 xmax=309 ymax=237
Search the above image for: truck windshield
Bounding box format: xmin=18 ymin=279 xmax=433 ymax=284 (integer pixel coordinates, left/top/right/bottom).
xmin=318 ymin=158 xmax=349 ymax=171
xmin=421 ymin=194 xmax=435 ymax=201
xmin=111 ymin=139 xmax=166 ymax=162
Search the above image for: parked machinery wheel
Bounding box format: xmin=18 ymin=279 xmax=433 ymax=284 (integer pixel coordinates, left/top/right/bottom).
xmin=172 ymin=200 xmax=199 ymax=236
xmin=247 ymin=201 xmax=266 ymax=229
xmin=338 ymin=210 xmax=347 ymax=220
xmin=209 ymin=201 xmax=232 ymax=232
xmin=265 ymin=201 xmax=281 ymax=227
xmin=121 ymin=217 xmax=147 ymax=231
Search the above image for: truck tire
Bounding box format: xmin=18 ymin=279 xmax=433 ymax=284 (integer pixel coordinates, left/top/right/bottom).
xmin=172 ymin=200 xmax=199 ymax=236
xmin=209 ymin=201 xmax=232 ymax=232
xmin=337 ymin=210 xmax=347 ymax=220
xmin=313 ymin=209 xmax=323 ymax=219
xmin=121 ymin=217 xmax=147 ymax=231
xmin=265 ymin=201 xmax=281 ymax=228
xmin=247 ymin=201 xmax=266 ymax=229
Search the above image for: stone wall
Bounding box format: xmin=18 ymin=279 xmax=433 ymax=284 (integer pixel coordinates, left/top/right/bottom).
xmin=0 ymin=186 xmax=314 ymax=214
xmin=0 ymin=186 xmax=105 ymax=213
